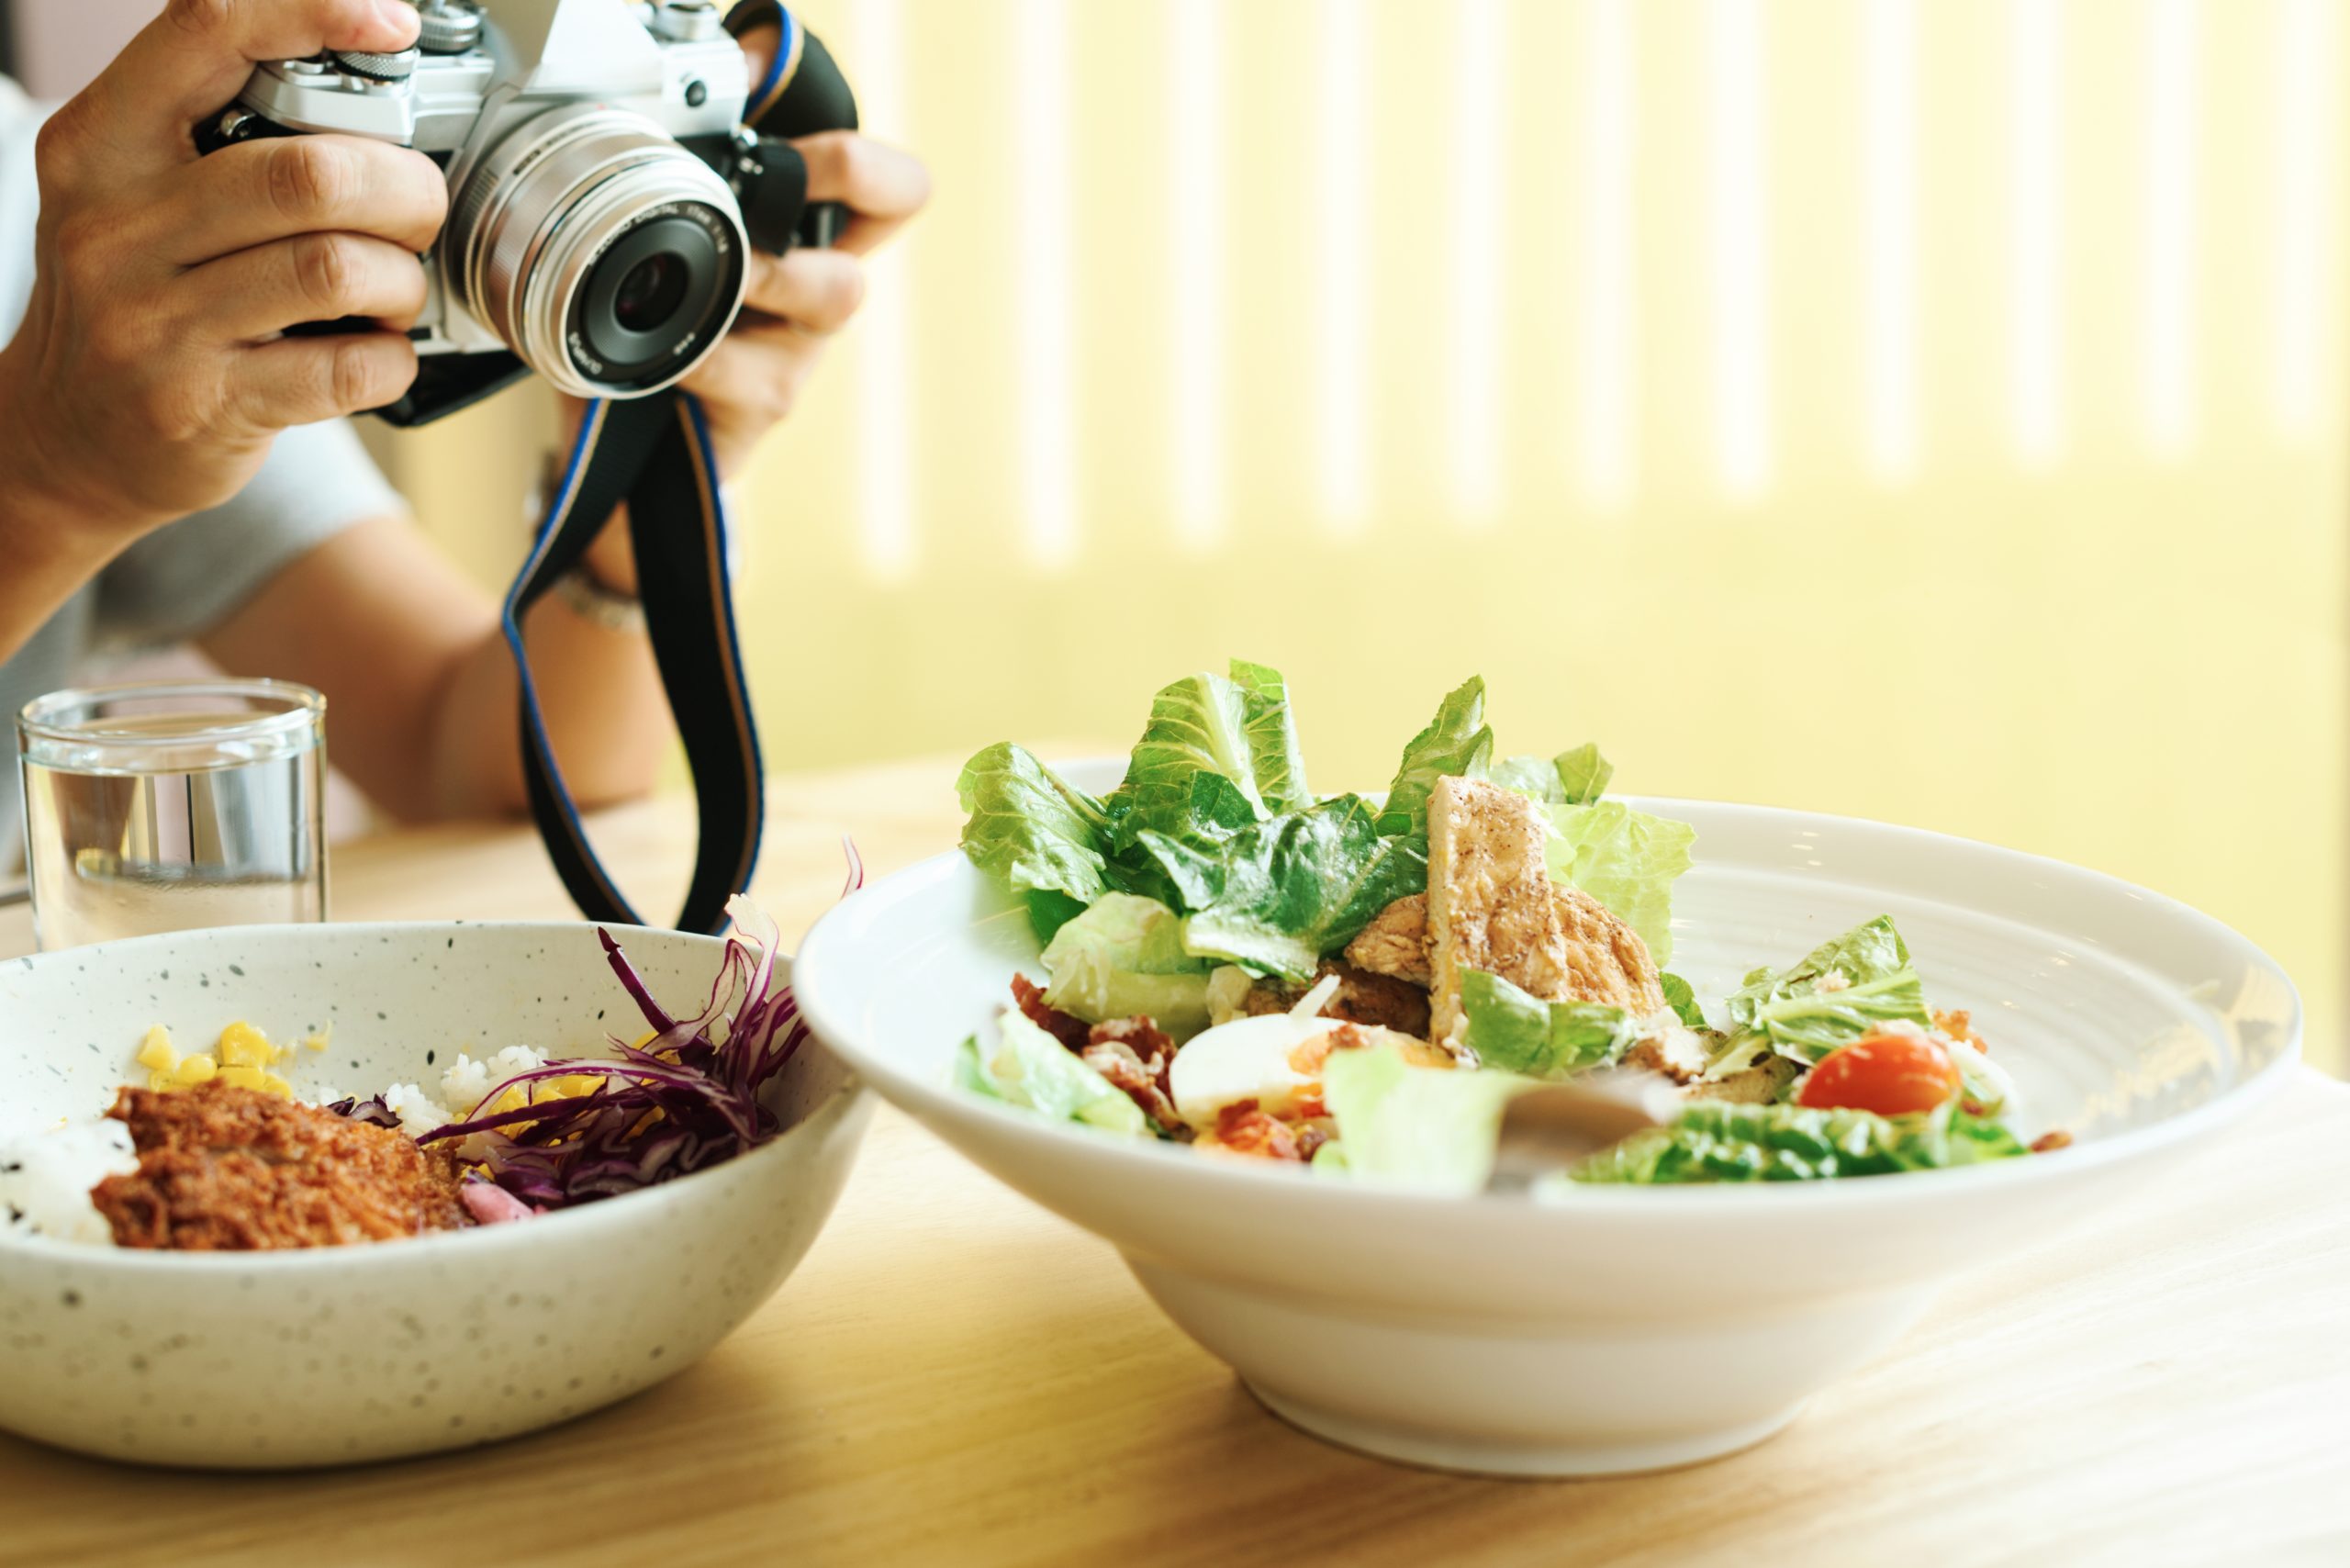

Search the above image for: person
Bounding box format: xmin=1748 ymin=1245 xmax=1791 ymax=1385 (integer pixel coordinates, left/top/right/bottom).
xmin=0 ymin=0 xmax=928 ymax=865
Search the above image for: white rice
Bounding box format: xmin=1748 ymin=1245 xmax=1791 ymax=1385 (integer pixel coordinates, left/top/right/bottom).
xmin=0 ymin=1114 xmax=140 ymax=1244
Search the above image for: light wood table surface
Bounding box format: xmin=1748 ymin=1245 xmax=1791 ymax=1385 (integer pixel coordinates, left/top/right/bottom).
xmin=5 ymin=750 xmax=2348 ymax=1568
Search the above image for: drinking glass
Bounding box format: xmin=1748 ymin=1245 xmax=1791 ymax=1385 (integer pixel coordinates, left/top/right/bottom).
xmin=16 ymin=680 xmax=329 ymax=951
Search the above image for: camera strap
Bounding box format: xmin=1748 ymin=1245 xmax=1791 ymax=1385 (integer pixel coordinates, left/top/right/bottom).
xmin=503 ymin=390 xmax=761 ymax=935
xmin=503 ymin=1 xmax=846 ymax=937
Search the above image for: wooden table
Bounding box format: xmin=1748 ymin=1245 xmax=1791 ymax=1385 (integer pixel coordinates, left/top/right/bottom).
xmin=5 ymin=751 xmax=2348 ymax=1568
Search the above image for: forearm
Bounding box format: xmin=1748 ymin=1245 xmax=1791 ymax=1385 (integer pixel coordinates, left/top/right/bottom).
xmin=420 ymin=543 xmax=668 ymax=820
xmin=0 ymin=367 xmax=135 ymax=666
xmin=204 ymin=511 xmax=668 ymax=824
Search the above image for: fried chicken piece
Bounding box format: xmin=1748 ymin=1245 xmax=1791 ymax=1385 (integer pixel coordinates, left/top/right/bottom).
xmin=1424 ymin=778 xmax=1667 ymax=1042
xmin=92 ymin=1081 xmax=468 ymax=1250
xmin=1344 ymin=895 xmax=1435 ymax=987
xmin=1241 ymin=961 xmax=1433 ymax=1039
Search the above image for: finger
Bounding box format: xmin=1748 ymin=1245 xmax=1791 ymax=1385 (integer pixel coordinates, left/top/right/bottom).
xmin=741 ymin=247 xmax=866 ymax=333
xmin=792 ymin=132 xmax=929 ymax=257
xmin=156 ymin=134 xmax=446 ymax=265
xmin=82 ymin=0 xmax=419 ymax=167
xmin=229 ymin=330 xmax=419 ymax=429
xmin=182 ymin=230 xmax=429 ymax=340
xmin=681 ymin=327 xmax=822 ymax=420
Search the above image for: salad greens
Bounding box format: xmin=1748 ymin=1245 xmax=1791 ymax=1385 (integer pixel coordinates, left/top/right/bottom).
xmin=957 ymin=1010 xmax=1148 ymax=1137
xmin=1456 ymin=970 xmax=1641 ymax=1080
xmin=951 ymin=663 xmax=2053 ymax=1192
xmin=1037 ymin=893 xmax=1214 ymax=1036
xmin=1572 ymin=1100 xmax=2030 ymax=1184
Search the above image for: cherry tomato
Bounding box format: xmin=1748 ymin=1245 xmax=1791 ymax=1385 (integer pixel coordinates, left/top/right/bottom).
xmin=1796 ymin=1033 xmax=1960 ymax=1116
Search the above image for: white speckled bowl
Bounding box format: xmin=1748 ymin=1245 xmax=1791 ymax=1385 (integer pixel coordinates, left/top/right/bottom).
xmin=0 ymin=922 xmax=870 ymax=1469
xmin=792 ymin=775 xmax=2302 ymax=1477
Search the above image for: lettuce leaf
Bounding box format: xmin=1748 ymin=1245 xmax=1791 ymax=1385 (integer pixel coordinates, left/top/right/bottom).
xmin=1038 ymin=892 xmax=1214 ymax=1037
xmin=1553 ymin=743 xmax=1614 ymax=805
xmin=1319 ymin=1042 xmax=1534 ymax=1193
xmin=1229 ymin=659 xmax=1312 ymax=814
xmin=1457 ymin=969 xmax=1642 ymax=1079
xmin=956 ymin=743 xmax=1115 ymax=940
xmin=1376 ymin=677 xmax=1494 ymax=838
xmin=1490 ymin=755 xmax=1566 ymax=803
xmin=1659 ymin=972 xmax=1707 ymax=1029
xmin=1136 ymin=795 xmax=1427 ymax=980
xmin=1718 ymin=915 xmax=1930 ymax=1065
xmin=1571 ymin=1100 xmax=2029 ymax=1184
xmin=1542 ymin=801 xmax=1696 ymax=964
xmin=956 ymin=1011 xmax=1147 ymax=1136
xmin=1108 ymin=669 xmax=1268 ymax=840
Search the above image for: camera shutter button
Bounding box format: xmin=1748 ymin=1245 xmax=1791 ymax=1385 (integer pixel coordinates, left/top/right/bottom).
xmin=416 ymin=1 xmax=484 ymax=55
xmin=332 ymin=46 xmax=420 ymax=82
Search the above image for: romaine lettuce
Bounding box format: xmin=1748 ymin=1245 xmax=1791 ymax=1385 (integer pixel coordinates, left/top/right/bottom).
xmin=1490 ymin=755 xmax=1566 ymax=803
xmin=1320 ymin=1042 xmax=1534 ymax=1193
xmin=956 ymin=743 xmax=1115 ymax=940
xmin=1229 ymin=658 xmax=1312 ymax=814
xmin=1552 ymin=743 xmax=1614 ymax=805
xmin=1136 ymin=795 xmax=1427 ymax=980
xmin=1108 ymin=666 xmax=1275 ymax=846
xmin=1542 ymin=801 xmax=1696 ymax=963
xmin=1659 ymin=972 xmax=1707 ymax=1029
xmin=1038 ymin=892 xmax=1214 ymax=1037
xmin=1457 ymin=969 xmax=1642 ymax=1078
xmin=956 ymin=1010 xmax=1148 ymax=1136
xmin=1376 ymin=677 xmax=1494 ymax=838
xmin=1717 ymin=915 xmax=1930 ymax=1065
xmin=1571 ymin=1099 xmax=2029 ymax=1184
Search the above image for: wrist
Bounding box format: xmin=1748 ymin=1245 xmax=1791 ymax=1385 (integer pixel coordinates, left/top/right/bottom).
xmin=0 ymin=361 xmax=132 ymax=577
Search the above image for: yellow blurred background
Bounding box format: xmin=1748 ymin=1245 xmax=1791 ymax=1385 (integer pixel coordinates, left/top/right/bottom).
xmin=365 ymin=0 xmax=2348 ymax=1068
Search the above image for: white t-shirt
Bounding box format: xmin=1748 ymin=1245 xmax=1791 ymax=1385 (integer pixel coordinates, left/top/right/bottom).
xmin=0 ymin=76 xmax=406 ymax=864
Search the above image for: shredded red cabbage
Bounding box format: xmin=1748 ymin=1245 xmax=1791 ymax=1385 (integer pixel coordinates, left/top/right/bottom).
xmin=420 ymin=857 xmax=860 ymax=1210
xmin=327 ymin=1093 xmax=404 ymax=1130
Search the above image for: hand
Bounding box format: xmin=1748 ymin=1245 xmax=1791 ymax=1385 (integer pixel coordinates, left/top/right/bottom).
xmin=678 ymin=129 xmax=931 ymax=476
xmin=0 ymin=0 xmax=445 ymax=544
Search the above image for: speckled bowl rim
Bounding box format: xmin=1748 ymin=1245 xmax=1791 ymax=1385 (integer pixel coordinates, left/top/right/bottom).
xmin=0 ymin=920 xmax=865 ymax=1271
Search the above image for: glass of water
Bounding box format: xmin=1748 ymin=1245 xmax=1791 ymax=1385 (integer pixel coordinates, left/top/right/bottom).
xmin=16 ymin=680 xmax=329 ymax=951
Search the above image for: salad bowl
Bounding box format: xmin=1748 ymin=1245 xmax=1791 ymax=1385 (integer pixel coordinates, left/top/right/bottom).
xmin=792 ymin=771 xmax=2300 ymax=1476
xmin=0 ymin=922 xmax=871 ymax=1468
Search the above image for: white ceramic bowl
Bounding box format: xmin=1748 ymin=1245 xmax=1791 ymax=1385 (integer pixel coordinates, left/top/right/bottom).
xmin=792 ymin=785 xmax=2300 ymax=1477
xmin=0 ymin=922 xmax=870 ymax=1469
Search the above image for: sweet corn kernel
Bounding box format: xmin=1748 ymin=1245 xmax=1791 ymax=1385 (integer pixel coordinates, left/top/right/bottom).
xmin=261 ymin=1073 xmax=292 ymax=1097
xmin=217 ymin=1064 xmax=266 ymax=1091
xmin=148 ymin=1071 xmax=175 ymax=1092
xmin=302 ymin=1028 xmax=330 ymax=1053
xmin=218 ymin=1022 xmax=274 ymax=1069
xmin=136 ymin=1026 xmax=178 ymax=1072
xmin=175 ymin=1054 xmax=218 ymax=1086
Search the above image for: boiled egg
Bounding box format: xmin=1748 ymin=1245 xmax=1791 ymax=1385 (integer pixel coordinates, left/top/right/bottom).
xmin=1168 ymin=1012 xmax=1345 ymax=1126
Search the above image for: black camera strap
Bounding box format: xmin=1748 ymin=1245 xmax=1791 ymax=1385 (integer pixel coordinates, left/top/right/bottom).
xmin=503 ymin=390 xmax=760 ymax=935
xmin=502 ymin=1 xmax=850 ymax=936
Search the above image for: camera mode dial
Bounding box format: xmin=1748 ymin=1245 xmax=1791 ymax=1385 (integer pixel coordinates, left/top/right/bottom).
xmin=330 ymin=46 xmax=420 ymax=82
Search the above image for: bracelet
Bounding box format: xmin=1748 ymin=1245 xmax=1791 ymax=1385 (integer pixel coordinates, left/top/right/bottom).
xmin=554 ymin=561 xmax=649 ymax=633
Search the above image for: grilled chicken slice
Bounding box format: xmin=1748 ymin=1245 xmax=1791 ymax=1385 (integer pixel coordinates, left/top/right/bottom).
xmin=1242 ymin=961 xmax=1434 ymax=1039
xmin=1421 ymin=777 xmax=1670 ymax=1043
xmin=1344 ymin=894 xmax=1435 ymax=987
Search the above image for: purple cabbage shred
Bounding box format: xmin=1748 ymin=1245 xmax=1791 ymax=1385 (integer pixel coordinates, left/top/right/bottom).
xmin=419 ymin=875 xmax=856 ymax=1211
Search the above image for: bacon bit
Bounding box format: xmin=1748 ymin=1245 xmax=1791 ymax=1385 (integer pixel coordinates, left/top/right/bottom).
xmin=1961 ymin=1099 xmax=1988 ymax=1118
xmin=1293 ymin=1125 xmax=1332 ymax=1163
xmin=1080 ymin=1040 xmax=1190 ymax=1137
xmin=1212 ymin=1099 xmax=1304 ymax=1161
xmin=1011 ymin=974 xmax=1091 ymax=1052
xmin=2030 ymin=1129 xmax=2074 ymax=1154
xmin=1935 ymin=1009 xmax=1988 ymax=1054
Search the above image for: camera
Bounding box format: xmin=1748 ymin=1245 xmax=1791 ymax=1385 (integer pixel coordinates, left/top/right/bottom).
xmin=198 ymin=0 xmax=853 ymax=426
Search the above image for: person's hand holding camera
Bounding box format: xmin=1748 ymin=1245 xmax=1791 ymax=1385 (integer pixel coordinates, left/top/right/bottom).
xmin=0 ymin=0 xmax=442 ymax=554
xmin=676 ymin=124 xmax=929 ymax=477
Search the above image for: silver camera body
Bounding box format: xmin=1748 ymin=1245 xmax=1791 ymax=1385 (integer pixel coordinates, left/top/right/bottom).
xmin=209 ymin=0 xmax=764 ymax=419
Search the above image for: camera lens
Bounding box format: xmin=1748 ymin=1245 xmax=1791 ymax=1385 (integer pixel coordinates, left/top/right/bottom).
xmin=444 ymin=106 xmax=749 ymax=398
xmin=614 ymin=254 xmax=687 ymax=333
